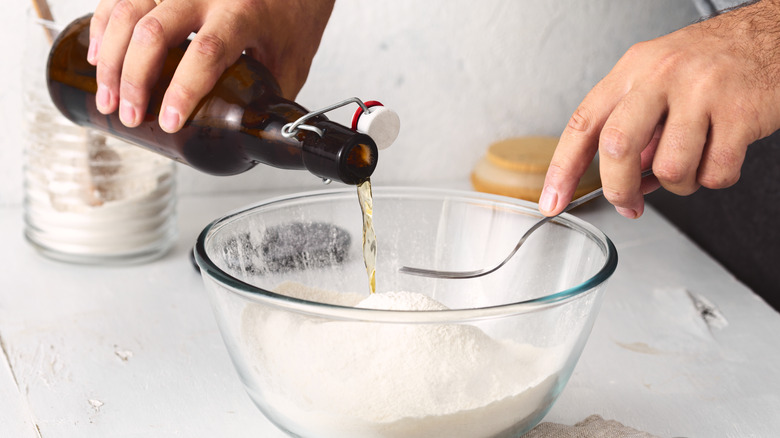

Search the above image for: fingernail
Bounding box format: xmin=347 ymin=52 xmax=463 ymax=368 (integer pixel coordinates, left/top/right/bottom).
xmin=539 ymin=185 xmax=558 ymax=214
xmin=119 ymin=99 xmax=136 ymax=126
xmin=87 ymin=38 xmax=98 ymax=64
xmin=160 ymin=106 xmax=181 ymax=132
xmin=96 ymin=83 xmax=111 ymax=112
xmin=616 ymin=206 xmax=638 ymax=219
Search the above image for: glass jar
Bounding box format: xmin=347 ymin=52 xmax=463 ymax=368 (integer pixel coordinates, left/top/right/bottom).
xmin=22 ymin=13 xmax=177 ymax=264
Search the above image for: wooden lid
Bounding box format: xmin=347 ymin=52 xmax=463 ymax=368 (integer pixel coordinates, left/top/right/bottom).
xmin=472 ymin=136 xmax=601 ymax=202
xmin=486 ymin=137 xmax=559 ymax=173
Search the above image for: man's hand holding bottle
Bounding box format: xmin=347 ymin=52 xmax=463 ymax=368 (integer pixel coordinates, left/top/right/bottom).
xmin=88 ymin=0 xmax=334 ymax=133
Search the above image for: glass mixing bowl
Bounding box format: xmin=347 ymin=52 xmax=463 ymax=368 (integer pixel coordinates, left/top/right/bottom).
xmin=195 ymin=187 xmax=617 ymax=438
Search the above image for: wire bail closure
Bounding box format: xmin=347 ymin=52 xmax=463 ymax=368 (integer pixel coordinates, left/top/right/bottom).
xmin=281 ymin=97 xmax=371 ymax=139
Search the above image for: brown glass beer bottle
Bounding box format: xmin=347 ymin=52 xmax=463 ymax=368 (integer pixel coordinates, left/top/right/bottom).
xmin=46 ymin=15 xmax=378 ymax=185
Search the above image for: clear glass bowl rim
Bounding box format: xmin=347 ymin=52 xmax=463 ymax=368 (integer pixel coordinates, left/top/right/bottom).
xmin=194 ymin=186 xmax=617 ymax=324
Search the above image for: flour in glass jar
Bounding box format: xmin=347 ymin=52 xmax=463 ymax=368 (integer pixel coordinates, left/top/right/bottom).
xmin=241 ymin=282 xmax=563 ymax=438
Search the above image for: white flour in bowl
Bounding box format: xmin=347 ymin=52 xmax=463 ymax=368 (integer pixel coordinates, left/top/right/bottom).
xmin=240 ymin=282 xmax=562 ymax=438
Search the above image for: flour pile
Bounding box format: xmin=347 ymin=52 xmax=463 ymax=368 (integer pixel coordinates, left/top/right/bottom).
xmin=240 ymin=282 xmax=562 ymax=438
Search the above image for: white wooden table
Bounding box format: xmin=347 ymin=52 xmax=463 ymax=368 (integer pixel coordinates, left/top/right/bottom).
xmin=1 ymin=188 xmax=778 ymax=437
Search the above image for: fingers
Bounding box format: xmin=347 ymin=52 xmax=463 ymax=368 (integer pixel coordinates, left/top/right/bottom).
xmin=638 ymin=125 xmax=662 ymax=195
xmin=650 ymin=105 xmax=709 ymax=196
xmin=93 ymin=0 xmax=250 ymax=132
xmin=94 ymin=0 xmax=157 ymax=115
xmin=598 ymin=88 xmax=667 ymax=219
xmin=649 ymin=98 xmax=749 ymax=195
xmin=90 ymin=0 xmax=335 ymax=133
xmin=88 ymin=0 xmax=120 ymax=65
xmin=119 ymin=4 xmax=200 ymax=127
xmin=539 ymin=80 xmax=623 ymax=216
xmin=547 ymin=88 xmax=748 ymax=221
xmin=541 ymin=75 xmax=668 ymax=220
xmin=539 ymin=10 xmax=777 ymax=220
xmin=158 ymin=11 xmax=248 ymax=132
xmin=697 ymin=121 xmax=750 ymax=189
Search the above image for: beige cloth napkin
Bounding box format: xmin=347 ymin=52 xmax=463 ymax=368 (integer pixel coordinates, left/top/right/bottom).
xmin=526 ymin=415 xmax=662 ymax=438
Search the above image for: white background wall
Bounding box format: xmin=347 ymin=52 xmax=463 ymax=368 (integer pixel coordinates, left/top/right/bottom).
xmin=0 ymin=0 xmax=700 ymax=206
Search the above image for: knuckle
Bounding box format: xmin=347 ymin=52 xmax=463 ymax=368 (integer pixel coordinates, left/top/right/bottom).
xmin=96 ymin=59 xmax=120 ymax=81
xmin=167 ymin=81 xmax=197 ymax=103
xmin=650 ymin=52 xmax=684 ymax=79
xmin=621 ymin=42 xmax=647 ymax=62
xmin=545 ymin=162 xmax=568 ymax=180
xmin=120 ymin=78 xmax=143 ymax=99
xmin=132 ymin=15 xmax=165 ymax=47
xmin=652 ymin=161 xmax=689 ymax=185
xmin=599 ymin=127 xmax=632 ymax=160
xmin=688 ymin=65 xmax=721 ymax=96
xmin=567 ymin=106 xmax=594 ymax=133
xmin=191 ymin=34 xmax=228 ymax=66
xmin=622 ymin=41 xmax=686 ymax=84
xmin=721 ymin=103 xmax=763 ymax=140
xmin=620 ymin=41 xmax=662 ymax=71
xmin=602 ymin=186 xmax=633 ymax=207
xmin=111 ymin=0 xmax=140 ymax=23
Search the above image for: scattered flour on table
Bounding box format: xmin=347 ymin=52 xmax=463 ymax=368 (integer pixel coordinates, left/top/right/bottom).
xmin=241 ymin=282 xmax=563 ymax=438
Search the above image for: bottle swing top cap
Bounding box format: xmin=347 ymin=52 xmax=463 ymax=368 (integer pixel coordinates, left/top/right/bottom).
xmin=283 ymin=98 xmax=399 ymax=151
xmin=351 ymin=101 xmax=400 ymax=151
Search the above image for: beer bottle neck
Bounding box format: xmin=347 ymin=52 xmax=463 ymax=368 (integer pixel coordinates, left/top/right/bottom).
xmin=301 ymin=120 xmax=378 ymax=185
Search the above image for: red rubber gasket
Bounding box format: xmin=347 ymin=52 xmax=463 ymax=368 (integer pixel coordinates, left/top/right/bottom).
xmin=351 ymin=100 xmax=384 ymax=131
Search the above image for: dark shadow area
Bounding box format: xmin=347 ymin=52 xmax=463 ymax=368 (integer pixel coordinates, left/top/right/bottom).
xmin=647 ymin=131 xmax=780 ymax=311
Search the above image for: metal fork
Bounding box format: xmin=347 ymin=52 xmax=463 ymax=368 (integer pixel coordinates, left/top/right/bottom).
xmin=399 ymin=169 xmax=654 ymax=279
